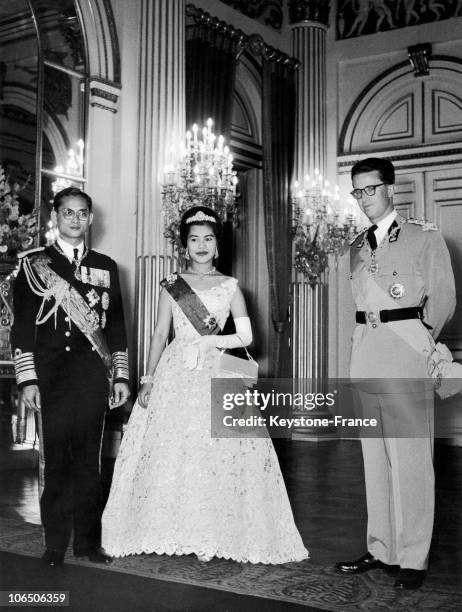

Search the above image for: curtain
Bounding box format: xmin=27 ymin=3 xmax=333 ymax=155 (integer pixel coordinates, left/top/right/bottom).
xmin=262 ymin=59 xmax=296 ymax=378
xmin=185 ymin=21 xmax=239 ymax=139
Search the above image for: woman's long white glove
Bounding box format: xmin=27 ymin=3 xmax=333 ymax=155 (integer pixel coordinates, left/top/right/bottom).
xmin=215 ymin=317 xmax=252 ymax=348
xmin=184 ymin=317 xmax=252 ymax=369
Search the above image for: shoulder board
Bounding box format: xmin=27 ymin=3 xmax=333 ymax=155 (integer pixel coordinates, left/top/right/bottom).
xmin=17 ymin=247 xmax=45 ymax=259
xmin=406 ymin=218 xmax=438 ymax=231
xmin=349 ymin=226 xmax=368 ymax=246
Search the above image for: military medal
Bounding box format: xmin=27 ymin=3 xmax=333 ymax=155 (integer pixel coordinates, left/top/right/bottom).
xmin=101 ymin=311 xmax=107 ymax=329
xmin=368 ymin=253 xmax=378 ymax=274
xmin=86 ymin=289 xmax=100 ymax=307
xmin=80 ymin=266 xmax=90 ymax=284
xmin=389 ymin=283 xmax=405 ymax=299
xmin=75 ymin=247 xmax=88 ymax=281
xmin=101 ymin=291 xmax=110 ymax=310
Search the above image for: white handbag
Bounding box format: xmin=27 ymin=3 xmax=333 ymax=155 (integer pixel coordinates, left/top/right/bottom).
xmin=215 ymin=340 xmax=258 ymax=388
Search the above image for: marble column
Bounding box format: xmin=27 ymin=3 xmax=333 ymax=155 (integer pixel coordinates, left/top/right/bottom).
xmin=137 ymin=0 xmax=186 ymax=256
xmin=136 ymin=0 xmax=185 ymax=378
xmin=290 ymin=0 xmax=329 ymax=180
xmin=289 ymin=1 xmax=333 ymax=439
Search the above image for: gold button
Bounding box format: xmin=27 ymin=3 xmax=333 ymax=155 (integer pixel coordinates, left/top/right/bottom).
xmin=91 ymin=347 xmax=96 ymax=351
xmin=372 ymin=324 xmax=378 ymax=329
xmin=65 ymin=346 xmax=70 ymax=351
xmin=65 ymin=331 xmax=70 ymax=337
xmin=367 ymin=312 xmax=378 ymax=323
xmin=64 ymin=316 xmax=70 ymax=322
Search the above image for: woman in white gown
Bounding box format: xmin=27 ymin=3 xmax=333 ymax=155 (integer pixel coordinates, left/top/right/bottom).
xmin=102 ymin=206 xmax=308 ymax=564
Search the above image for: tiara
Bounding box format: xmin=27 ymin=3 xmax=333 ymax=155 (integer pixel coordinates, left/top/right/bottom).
xmin=185 ymin=211 xmax=216 ymax=224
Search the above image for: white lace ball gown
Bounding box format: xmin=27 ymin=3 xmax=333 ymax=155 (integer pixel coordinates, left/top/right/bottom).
xmin=102 ymin=278 xmax=308 ymax=563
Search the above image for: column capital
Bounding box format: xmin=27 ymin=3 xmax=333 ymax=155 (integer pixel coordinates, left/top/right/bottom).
xmin=288 ymin=0 xmax=330 ymax=27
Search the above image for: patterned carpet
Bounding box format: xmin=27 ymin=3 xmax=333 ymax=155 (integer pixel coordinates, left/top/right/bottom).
xmin=0 ymin=517 xmax=461 ymax=611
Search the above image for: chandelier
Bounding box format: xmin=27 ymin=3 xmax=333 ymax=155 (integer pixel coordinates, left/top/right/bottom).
xmin=161 ymin=118 xmax=238 ymax=254
xmin=291 ymin=170 xmax=359 ymax=284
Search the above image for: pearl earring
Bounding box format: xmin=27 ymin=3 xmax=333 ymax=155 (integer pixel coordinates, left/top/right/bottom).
xmin=185 ymin=249 xmax=190 ymax=260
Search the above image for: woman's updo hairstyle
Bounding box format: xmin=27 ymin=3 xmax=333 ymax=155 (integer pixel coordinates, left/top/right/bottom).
xmin=179 ymin=206 xmax=223 ymax=248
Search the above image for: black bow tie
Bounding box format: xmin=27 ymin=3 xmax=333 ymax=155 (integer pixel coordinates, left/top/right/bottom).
xmin=367 ymin=224 xmax=378 ymax=251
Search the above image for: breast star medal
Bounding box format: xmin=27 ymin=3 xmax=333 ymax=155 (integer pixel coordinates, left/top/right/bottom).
xmin=100 ymin=291 xmax=110 ymax=329
xmin=101 ymin=291 xmax=110 ymax=310
xmin=389 ymin=283 xmax=405 ymax=299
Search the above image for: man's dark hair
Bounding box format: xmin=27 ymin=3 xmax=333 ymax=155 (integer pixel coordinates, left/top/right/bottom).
xmin=351 ymin=157 xmax=395 ymax=185
xmin=53 ymin=187 xmax=93 ymax=212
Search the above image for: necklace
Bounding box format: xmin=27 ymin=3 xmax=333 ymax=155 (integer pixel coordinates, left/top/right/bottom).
xmin=186 ymin=267 xmax=216 ymax=280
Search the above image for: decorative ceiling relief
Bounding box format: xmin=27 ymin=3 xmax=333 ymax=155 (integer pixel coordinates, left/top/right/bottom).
xmin=337 ymin=0 xmax=462 ymax=40
xmin=219 ymin=0 xmax=283 ymax=30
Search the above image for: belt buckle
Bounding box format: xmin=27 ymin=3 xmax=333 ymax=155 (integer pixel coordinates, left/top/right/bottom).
xmin=367 ymin=311 xmax=378 ymax=323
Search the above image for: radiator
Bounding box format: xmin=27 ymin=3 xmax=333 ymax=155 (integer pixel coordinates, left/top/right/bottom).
xmin=135 ymin=254 xmax=178 ymax=381
xmin=290 ymin=280 xmax=328 ymax=391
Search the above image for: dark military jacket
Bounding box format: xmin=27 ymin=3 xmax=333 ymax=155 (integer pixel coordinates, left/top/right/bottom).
xmin=11 ymin=244 xmax=129 ymax=389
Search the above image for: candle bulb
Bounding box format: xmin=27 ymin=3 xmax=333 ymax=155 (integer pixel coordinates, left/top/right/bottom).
xmin=232 ymin=174 xmax=238 ymax=195
xmin=304 ymin=208 xmax=314 ymax=226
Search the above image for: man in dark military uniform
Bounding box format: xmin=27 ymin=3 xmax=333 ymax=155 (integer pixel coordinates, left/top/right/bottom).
xmin=335 ymin=158 xmax=456 ymax=589
xmin=11 ymin=187 xmax=130 ymax=567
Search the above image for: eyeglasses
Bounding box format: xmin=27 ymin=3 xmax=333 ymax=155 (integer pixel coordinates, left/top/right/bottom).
xmin=59 ymin=208 xmax=90 ymax=221
xmin=350 ymin=183 xmax=385 ymax=200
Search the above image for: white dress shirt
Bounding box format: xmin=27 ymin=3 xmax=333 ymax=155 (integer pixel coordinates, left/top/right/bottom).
xmin=372 ymin=209 xmax=398 ymax=247
xmin=57 ymin=238 xmax=85 ymax=263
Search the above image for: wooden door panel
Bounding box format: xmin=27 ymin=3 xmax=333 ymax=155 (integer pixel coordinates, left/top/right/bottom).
xmin=425 ymin=167 xmax=462 ymax=351
xmin=393 ymin=172 xmax=424 ymax=219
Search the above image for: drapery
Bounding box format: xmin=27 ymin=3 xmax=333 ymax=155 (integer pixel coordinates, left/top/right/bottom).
xmin=185 ymin=20 xmax=239 ymax=139
xmin=262 ymin=59 xmax=296 ymax=378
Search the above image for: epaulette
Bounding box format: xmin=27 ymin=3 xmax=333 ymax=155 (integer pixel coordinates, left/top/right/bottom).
xmin=349 ymin=226 xmax=368 ymax=246
xmin=406 ymin=218 xmax=438 ymax=231
xmin=17 ymin=246 xmax=45 ymax=259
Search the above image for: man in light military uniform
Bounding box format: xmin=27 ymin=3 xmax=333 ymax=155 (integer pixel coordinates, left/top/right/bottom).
xmin=335 ymin=158 xmax=456 ymax=589
xmin=11 ymin=187 xmax=130 ymax=567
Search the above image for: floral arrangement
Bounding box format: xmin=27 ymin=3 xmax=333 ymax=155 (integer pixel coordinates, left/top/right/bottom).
xmin=0 ymin=165 xmax=37 ymax=260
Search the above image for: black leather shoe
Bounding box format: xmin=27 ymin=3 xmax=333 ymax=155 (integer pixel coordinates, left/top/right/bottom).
xmin=382 ymin=563 xmax=400 ymax=577
xmin=42 ymin=549 xmax=64 ymax=567
xmin=394 ymin=569 xmax=425 ymax=590
xmin=74 ymin=548 xmax=112 ymax=564
xmin=335 ymin=552 xmax=395 ymax=574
